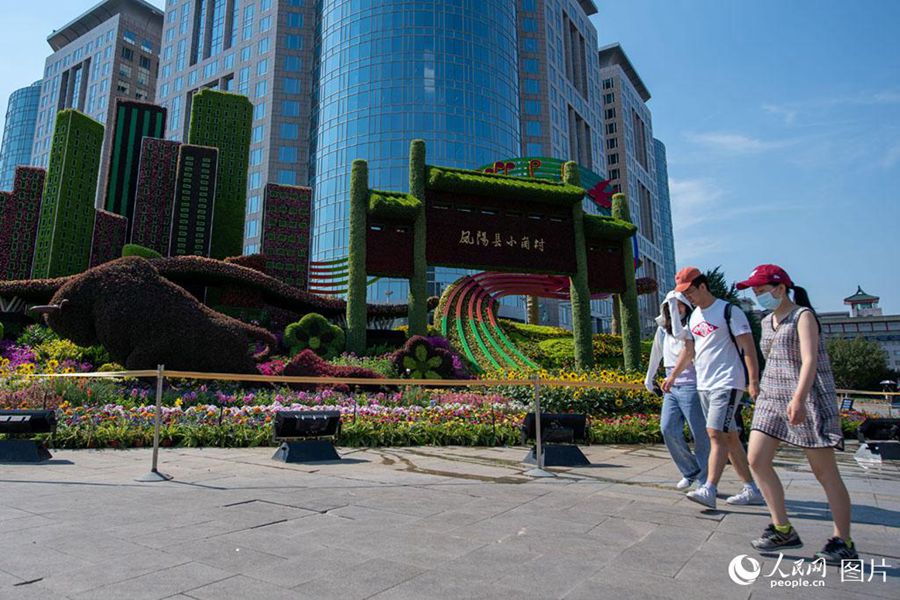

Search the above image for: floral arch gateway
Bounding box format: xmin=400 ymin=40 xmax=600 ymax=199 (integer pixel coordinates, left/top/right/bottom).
xmin=345 ymin=140 xmax=643 ymax=371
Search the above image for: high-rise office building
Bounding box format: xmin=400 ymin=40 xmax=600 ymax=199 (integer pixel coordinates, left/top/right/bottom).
xmin=599 ymin=43 xmax=667 ymax=333
xmin=101 ymin=99 xmax=167 ymax=238
xmin=0 ymin=82 xmax=42 ymax=191
xmin=154 ymin=0 xmax=317 ymax=255
xmin=32 ymin=110 xmax=105 ymax=279
xmin=517 ymin=1 xmax=604 ymax=173
xmin=31 ymin=0 xmax=163 ymax=181
xmin=516 ymin=0 xmax=612 ymax=331
xmin=311 ymin=0 xmax=521 ymax=305
xmin=653 ymin=138 xmax=676 ymax=291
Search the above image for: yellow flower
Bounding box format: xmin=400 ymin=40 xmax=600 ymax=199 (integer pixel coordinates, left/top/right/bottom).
xmin=174 ymin=398 xmax=183 ymax=408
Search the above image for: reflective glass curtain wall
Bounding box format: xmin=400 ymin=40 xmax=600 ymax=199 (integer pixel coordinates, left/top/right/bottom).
xmin=311 ymin=0 xmax=521 ymax=303
xmin=0 ymin=82 xmax=41 ymax=190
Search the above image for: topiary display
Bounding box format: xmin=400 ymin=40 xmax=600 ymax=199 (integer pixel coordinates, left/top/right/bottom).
xmin=32 ymin=110 xmax=104 ymax=279
xmin=284 ymin=313 xmax=345 ymax=359
xmin=564 ymin=161 xmax=594 ymax=371
xmin=28 ymin=257 xmax=275 ymax=373
xmin=187 ymin=90 xmax=252 ymax=260
xmin=346 ymin=159 xmax=369 ymax=353
xmin=612 ymin=193 xmax=641 ymax=372
xmin=0 ymin=255 xmax=430 ymax=322
xmin=390 ymin=335 xmax=454 ymax=380
xmin=219 ymin=253 xmax=268 ymax=308
xmin=407 ymin=140 xmax=428 ymax=337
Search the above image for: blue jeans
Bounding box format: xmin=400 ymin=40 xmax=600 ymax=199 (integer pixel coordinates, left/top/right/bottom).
xmin=660 ymin=385 xmax=710 ymax=483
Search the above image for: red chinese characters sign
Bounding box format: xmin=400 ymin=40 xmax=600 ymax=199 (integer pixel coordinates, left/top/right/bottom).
xmin=425 ymin=190 xmax=577 ymax=274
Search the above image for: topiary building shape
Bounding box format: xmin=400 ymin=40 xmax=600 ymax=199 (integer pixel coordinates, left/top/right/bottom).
xmin=0 ymin=166 xmax=46 ymax=280
xmin=101 ymin=100 xmax=166 ymax=240
xmin=131 ymin=137 xmax=180 ymax=255
xmin=187 ymin=90 xmax=251 ymax=260
xmin=168 ymin=144 xmax=218 ymax=257
xmin=261 ymin=183 xmax=312 ymax=289
xmin=32 ymin=110 xmax=104 ymax=279
xmin=89 ymin=209 xmax=128 ymax=267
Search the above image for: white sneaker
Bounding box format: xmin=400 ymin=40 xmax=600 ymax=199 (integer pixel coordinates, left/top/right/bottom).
xmin=686 ymin=485 xmax=717 ymax=509
xmin=726 ymin=485 xmax=765 ymax=505
xmin=676 ymin=477 xmax=695 ymax=490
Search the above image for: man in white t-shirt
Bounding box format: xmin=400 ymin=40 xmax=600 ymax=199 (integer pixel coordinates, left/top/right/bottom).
xmin=662 ymin=267 xmax=764 ymax=510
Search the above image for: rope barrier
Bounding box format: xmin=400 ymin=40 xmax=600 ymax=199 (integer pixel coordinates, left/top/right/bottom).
xmin=19 ymin=369 xmax=645 ymax=390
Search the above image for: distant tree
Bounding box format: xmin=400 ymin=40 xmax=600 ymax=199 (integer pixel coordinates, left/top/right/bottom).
xmin=704 ymin=266 xmax=764 ymax=367
xmin=704 ymin=266 xmax=740 ymax=304
xmin=827 ymin=337 xmax=889 ymax=391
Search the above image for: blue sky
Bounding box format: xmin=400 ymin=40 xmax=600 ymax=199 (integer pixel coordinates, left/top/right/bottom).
xmin=1 ymin=0 xmax=897 ymax=313
xmin=592 ymin=0 xmax=900 ymax=313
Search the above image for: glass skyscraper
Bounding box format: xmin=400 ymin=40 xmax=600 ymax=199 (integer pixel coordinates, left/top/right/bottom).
xmin=310 ymin=0 xmax=521 ymax=302
xmin=653 ymin=138 xmax=676 ymax=292
xmin=0 ymin=82 xmax=41 ymax=191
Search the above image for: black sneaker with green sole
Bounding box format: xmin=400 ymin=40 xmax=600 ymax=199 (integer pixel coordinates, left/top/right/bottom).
xmin=751 ymin=524 xmax=804 ymax=552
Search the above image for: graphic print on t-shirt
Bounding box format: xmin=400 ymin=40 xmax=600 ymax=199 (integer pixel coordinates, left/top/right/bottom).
xmin=691 ymin=321 xmax=719 ymax=338
xmin=687 ymin=299 xmax=752 ymax=391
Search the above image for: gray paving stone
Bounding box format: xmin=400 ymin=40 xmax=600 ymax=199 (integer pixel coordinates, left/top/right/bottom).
xmin=30 ymin=548 xmax=189 ymax=595
xmin=185 ymin=574 xmax=310 ymax=600
xmin=288 ymin=558 xmax=425 ymax=600
xmin=67 ymin=561 xmax=232 ymax=600
xmin=1 ymin=444 xmax=895 ymax=600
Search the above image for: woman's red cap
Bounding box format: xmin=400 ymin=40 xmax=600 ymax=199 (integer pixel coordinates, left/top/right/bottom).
xmin=736 ymin=264 xmax=793 ymax=290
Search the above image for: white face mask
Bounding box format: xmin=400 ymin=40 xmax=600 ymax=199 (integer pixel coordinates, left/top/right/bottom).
xmin=756 ymin=291 xmax=781 ymax=311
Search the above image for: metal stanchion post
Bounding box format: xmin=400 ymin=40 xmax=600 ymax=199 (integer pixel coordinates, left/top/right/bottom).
xmin=525 ymin=374 xmax=554 ymax=478
xmin=136 ymin=364 xmax=173 ymax=482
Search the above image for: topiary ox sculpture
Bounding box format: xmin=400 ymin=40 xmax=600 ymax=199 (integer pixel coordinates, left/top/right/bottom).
xmin=29 ymin=257 xmax=275 ymax=373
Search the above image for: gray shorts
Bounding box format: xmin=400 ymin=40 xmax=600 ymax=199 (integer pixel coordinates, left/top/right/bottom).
xmin=699 ymin=389 xmax=742 ymax=433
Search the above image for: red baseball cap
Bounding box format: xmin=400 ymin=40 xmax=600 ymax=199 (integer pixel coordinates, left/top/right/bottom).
xmin=736 ymin=264 xmax=793 ymax=290
xmin=674 ymin=266 xmax=702 ymax=292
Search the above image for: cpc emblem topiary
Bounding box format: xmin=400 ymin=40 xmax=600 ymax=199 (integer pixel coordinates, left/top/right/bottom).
xmin=284 ymin=313 xmax=345 ymax=359
xmin=392 ymin=336 xmax=454 ymax=380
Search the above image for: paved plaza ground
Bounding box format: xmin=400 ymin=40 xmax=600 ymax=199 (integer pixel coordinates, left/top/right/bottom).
xmin=1 ymin=441 xmax=898 ymax=600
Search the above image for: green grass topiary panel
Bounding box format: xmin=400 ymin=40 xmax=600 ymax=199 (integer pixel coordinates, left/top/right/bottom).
xmin=122 ymin=244 xmax=163 ymax=259
xmin=425 ymin=165 xmax=585 ymax=206
xmin=582 ymin=214 xmax=638 ymax=241
xmin=187 ymin=90 xmax=252 ymax=260
xmin=32 ymin=110 xmax=104 ymax=279
xmin=367 ymin=190 xmax=421 ymax=222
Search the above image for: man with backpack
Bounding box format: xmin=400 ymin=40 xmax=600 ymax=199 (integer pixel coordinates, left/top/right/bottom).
xmin=662 ymin=267 xmax=764 ymax=509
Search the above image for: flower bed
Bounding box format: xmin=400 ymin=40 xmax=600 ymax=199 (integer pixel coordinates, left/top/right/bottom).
xmin=0 ymin=327 xmax=878 ymax=450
